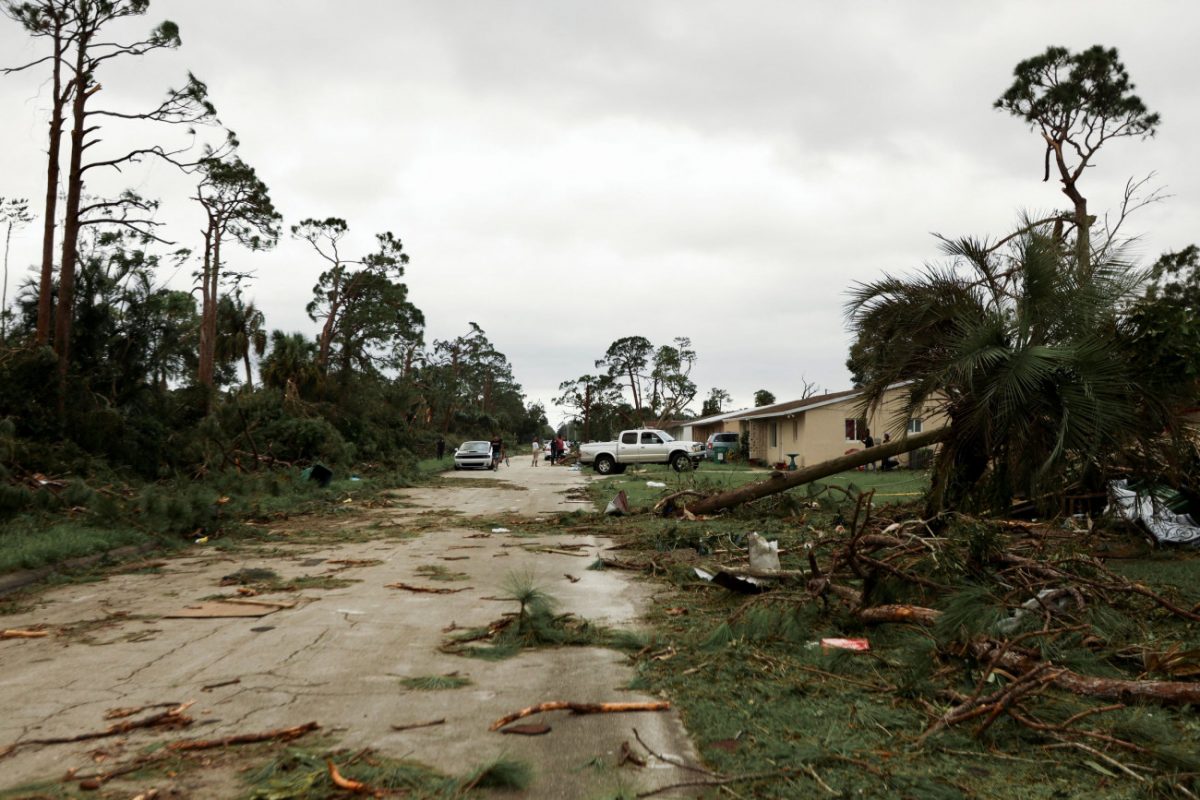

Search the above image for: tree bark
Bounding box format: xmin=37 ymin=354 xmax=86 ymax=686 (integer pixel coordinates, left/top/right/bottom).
xmin=36 ymin=15 xmax=67 ymax=345
xmin=54 ymin=24 xmax=92 ymax=400
xmin=686 ymin=427 xmax=951 ymax=515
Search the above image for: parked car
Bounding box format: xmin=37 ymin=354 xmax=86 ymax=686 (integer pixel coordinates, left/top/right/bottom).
xmin=706 ymin=432 xmax=740 ymax=462
xmin=454 ymin=440 xmax=495 ymax=470
xmin=578 ymin=429 xmax=703 ymax=475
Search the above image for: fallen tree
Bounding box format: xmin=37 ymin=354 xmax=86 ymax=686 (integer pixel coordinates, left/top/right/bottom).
xmin=686 ymin=427 xmax=950 ymax=515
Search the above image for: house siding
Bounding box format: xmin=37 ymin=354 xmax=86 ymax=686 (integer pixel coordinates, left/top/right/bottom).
xmin=740 ymin=388 xmax=947 ymax=468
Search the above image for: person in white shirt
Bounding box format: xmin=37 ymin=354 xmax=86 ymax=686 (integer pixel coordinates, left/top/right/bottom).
xmin=531 ymin=439 xmax=541 ymax=466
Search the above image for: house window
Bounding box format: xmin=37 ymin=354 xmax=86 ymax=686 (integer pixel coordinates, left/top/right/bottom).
xmin=769 ymin=422 xmax=777 ymax=447
xmin=845 ymin=419 xmax=866 ymax=441
xmin=908 ymin=418 xmax=923 ymax=434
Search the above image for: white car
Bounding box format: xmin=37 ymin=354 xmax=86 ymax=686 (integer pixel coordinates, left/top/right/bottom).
xmin=454 ymin=441 xmax=495 ymax=470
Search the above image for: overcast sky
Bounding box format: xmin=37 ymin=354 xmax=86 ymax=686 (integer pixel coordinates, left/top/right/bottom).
xmin=2 ymin=1 xmax=1197 ymax=425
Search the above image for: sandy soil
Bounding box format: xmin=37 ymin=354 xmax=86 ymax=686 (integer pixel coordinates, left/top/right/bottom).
xmin=0 ymin=460 xmax=701 ymax=798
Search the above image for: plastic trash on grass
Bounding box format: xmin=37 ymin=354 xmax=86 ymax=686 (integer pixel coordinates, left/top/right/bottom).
xmin=747 ymin=532 xmax=781 ymax=572
xmin=605 ymin=490 xmax=631 ymax=516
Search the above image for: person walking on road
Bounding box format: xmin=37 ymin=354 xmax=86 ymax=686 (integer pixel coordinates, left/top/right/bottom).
xmin=531 ymin=438 xmax=541 ymax=466
xmin=490 ymin=434 xmax=503 ymax=469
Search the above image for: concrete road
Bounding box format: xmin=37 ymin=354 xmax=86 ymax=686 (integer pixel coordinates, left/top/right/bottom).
xmin=0 ymin=460 xmax=701 ymax=798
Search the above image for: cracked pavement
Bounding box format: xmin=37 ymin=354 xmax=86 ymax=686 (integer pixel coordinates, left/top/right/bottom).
xmin=0 ymin=461 xmax=701 ymax=798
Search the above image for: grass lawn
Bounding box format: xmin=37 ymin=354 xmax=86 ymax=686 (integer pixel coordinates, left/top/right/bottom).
xmin=587 ymin=460 xmax=931 ymax=511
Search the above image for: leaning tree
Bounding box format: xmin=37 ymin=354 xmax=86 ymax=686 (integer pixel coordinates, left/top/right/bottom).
xmin=995 ymin=45 xmax=1160 ymax=278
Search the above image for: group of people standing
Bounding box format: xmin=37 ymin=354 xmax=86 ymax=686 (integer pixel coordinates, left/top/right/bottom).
xmin=860 ymin=430 xmax=899 ymax=471
xmin=531 ymin=435 xmax=568 ymax=466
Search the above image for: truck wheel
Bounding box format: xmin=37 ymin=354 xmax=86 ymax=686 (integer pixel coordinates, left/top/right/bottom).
xmin=671 ymin=452 xmax=693 ymax=472
xmin=595 ymin=455 xmax=616 ymax=475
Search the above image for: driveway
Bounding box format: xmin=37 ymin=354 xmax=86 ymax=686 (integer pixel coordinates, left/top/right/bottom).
xmin=0 ymin=460 xmax=700 ymax=798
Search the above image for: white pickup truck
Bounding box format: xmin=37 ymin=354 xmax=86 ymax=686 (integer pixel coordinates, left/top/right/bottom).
xmin=578 ymin=429 xmax=704 ymax=475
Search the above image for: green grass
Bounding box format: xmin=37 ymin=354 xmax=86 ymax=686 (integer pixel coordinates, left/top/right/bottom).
xmin=0 ymin=464 xmax=428 ymax=577
xmin=400 ymin=673 xmax=472 ymax=690
xmin=415 ymin=564 xmax=469 ymax=582
xmin=0 ymin=519 xmax=159 ymax=573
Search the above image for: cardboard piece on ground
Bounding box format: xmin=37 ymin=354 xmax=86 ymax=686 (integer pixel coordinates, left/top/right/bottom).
xmin=165 ymin=601 xmax=281 ymax=619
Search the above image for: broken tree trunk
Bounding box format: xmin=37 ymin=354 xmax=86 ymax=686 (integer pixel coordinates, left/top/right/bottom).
xmin=686 ymin=428 xmax=951 ymax=515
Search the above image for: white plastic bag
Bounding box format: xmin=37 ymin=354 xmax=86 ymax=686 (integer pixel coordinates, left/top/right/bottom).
xmin=747 ymin=532 xmax=780 ymax=572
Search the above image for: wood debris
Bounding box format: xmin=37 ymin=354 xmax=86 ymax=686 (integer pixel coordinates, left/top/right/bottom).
xmin=327 ymin=759 xmax=379 ymax=795
xmin=489 ymin=701 xmax=671 ymax=731
xmin=386 ymin=582 xmax=473 ymax=594
xmin=1 ymin=701 xmax=195 ymax=757
xmin=390 ymin=718 xmax=445 ymax=732
xmin=167 ymin=720 xmax=319 ymax=751
xmin=1 ymin=629 xmax=49 ymax=639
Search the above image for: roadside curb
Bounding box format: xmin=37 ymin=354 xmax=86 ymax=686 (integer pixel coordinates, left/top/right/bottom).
xmin=0 ymin=542 xmax=162 ymax=597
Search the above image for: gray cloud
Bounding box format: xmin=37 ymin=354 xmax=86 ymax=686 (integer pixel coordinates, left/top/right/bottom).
xmin=1 ymin=1 xmax=1196 ymax=423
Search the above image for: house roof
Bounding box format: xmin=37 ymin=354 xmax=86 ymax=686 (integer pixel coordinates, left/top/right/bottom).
xmin=726 ymin=388 xmax=863 ymax=421
xmin=684 ymin=408 xmax=751 ymax=426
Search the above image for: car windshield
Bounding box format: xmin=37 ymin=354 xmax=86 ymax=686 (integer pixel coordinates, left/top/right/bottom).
xmin=461 ymin=442 xmax=491 ymax=453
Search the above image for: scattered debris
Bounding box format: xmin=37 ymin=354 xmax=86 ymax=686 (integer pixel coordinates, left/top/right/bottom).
xmin=1109 ymin=479 xmax=1200 ymax=546
xmin=385 ymin=582 xmax=472 ymax=594
xmin=818 ymin=638 xmax=870 ymax=653
xmin=200 ymin=678 xmax=242 ymax=692
xmin=491 ymin=528 xmax=511 ymax=534
xmin=618 ymin=739 xmax=647 ymax=767
xmin=1 ymin=628 xmax=49 ymax=639
xmin=501 ymin=723 xmax=552 ymax=736
xmin=564 ymin=574 xmax=580 ymax=583
xmin=440 ymin=555 xmax=470 ymax=561
xmin=605 ymin=490 xmax=631 ymax=517
xmin=535 ymin=547 xmax=591 ymax=557
xmin=1 ymin=702 xmax=195 ymax=757
xmin=646 ymin=481 xmax=667 ymax=488
xmin=489 ymin=701 xmax=671 ymax=731
xmin=693 ymin=567 xmax=769 ymax=594
xmin=163 ymin=601 xmax=279 ymax=619
xmin=327 ymin=758 xmax=378 ymax=795
xmin=303 ymin=464 xmax=334 ymax=488
xmin=747 ymin=532 xmax=781 ymax=572
xmin=391 ymin=718 xmax=446 ymax=732
xmin=167 ymin=721 xmax=319 ymax=751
